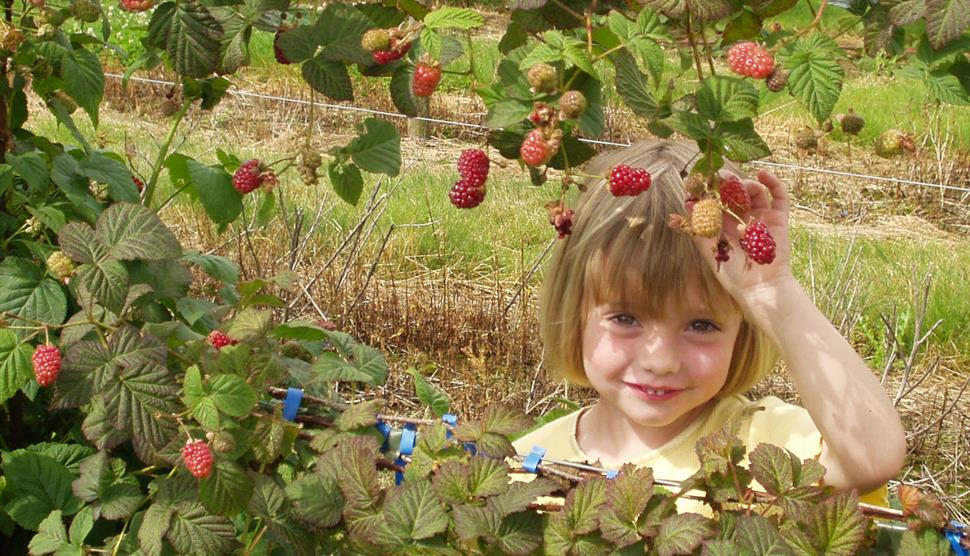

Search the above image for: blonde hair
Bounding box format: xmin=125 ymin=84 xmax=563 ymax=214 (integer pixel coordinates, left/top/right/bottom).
xmin=538 ymin=140 xmax=778 ymax=398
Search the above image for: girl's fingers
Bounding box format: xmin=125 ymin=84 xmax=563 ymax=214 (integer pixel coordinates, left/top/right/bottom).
xmin=756 ymin=170 xmax=790 ymax=213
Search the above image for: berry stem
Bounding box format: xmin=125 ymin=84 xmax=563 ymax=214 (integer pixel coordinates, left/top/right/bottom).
xmin=144 ymin=96 xmax=192 ymax=207
xmin=684 ymin=5 xmax=706 ymax=83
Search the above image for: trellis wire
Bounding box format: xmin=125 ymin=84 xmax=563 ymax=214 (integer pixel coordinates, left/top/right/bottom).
xmin=105 ymin=73 xmax=970 ymax=195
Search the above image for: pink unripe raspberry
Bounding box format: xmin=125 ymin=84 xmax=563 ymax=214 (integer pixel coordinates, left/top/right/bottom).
xmin=726 ymin=41 xmax=774 ymax=79
xmin=520 ymin=130 xmax=552 ymax=166
xmin=32 ymin=344 xmax=62 ymax=387
xmin=181 ymin=440 xmax=214 ymax=479
xmin=718 ymin=176 xmax=751 ymax=215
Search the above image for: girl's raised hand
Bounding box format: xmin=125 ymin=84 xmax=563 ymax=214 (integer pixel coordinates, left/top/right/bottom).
xmin=693 ymin=169 xmax=795 ymax=311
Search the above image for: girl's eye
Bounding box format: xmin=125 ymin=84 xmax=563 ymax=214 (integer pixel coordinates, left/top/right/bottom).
xmin=608 ymin=314 xmax=638 ymax=327
xmin=688 ymin=320 xmax=720 ymax=333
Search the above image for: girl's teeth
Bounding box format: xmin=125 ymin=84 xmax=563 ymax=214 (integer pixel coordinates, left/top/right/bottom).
xmin=647 ymin=388 xmax=668 ymax=395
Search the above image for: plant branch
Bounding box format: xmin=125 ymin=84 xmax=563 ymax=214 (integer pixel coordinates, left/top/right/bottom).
xmin=144 ymin=97 xmax=191 ymax=207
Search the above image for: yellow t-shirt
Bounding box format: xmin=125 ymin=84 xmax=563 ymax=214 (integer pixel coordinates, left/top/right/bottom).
xmin=512 ymin=395 xmax=888 ymax=514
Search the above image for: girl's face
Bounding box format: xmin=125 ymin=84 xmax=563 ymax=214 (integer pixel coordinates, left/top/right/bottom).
xmin=581 ymin=281 xmax=742 ymax=440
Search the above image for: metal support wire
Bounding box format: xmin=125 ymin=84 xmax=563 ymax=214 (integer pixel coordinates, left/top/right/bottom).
xmin=104 ymin=73 xmax=970 ymax=195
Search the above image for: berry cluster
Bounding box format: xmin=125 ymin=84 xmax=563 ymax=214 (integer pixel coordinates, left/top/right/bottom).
xmin=546 ymin=201 xmax=575 ymax=239
xmin=208 ymin=330 xmax=237 ymax=350
xmin=298 ymin=148 xmax=322 ymax=186
xmin=449 ymin=149 xmax=490 ymax=209
xmin=364 ymin=29 xmax=411 ymax=65
xmin=182 ymin=440 xmax=214 ymax=479
xmin=47 ymin=251 xmax=75 ymax=280
xmin=412 ymin=62 xmax=442 ymax=98
xmin=608 ymin=164 xmax=652 ymax=196
xmin=726 ymin=41 xmax=774 ymax=79
xmin=120 ymin=0 xmax=153 ymax=12
xmin=233 ymin=159 xmax=277 ymax=195
xmin=32 ymin=344 xmax=61 ymax=387
xmin=132 ymin=175 xmax=144 ymax=193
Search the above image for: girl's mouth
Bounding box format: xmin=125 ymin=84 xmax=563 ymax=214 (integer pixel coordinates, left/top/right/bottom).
xmin=626 ymin=383 xmax=683 ymax=401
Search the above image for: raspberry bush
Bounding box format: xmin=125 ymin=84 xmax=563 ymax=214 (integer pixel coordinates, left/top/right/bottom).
xmin=0 ymin=0 xmax=966 ymax=553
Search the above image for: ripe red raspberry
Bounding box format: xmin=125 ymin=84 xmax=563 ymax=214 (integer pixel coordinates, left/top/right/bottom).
xmin=718 ymin=177 xmax=751 ymax=215
xmin=740 ymin=219 xmax=776 ymax=264
xmin=608 ymin=164 xmax=652 ymax=196
xmin=448 ymin=180 xmax=486 ymax=209
xmin=273 ymin=27 xmax=292 ymax=65
xmin=132 ymin=175 xmax=144 ymax=192
xmin=372 ymin=39 xmax=410 ymax=65
xmin=120 ymin=0 xmax=153 ymax=11
xmin=520 ymin=130 xmax=552 ymax=166
xmin=233 ymin=159 xmax=262 ymax=194
xmin=32 ymin=344 xmax=61 ymax=387
xmin=412 ymin=62 xmax=442 ymax=98
xmin=726 ymin=41 xmax=774 ymax=79
xmin=456 ymin=149 xmax=489 ymax=188
xmin=208 ymin=330 xmax=236 ymax=350
xmin=181 ymin=440 xmax=214 ymax=479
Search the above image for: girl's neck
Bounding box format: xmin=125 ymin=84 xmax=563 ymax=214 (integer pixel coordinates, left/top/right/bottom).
xmin=576 ymin=400 xmax=714 ymax=464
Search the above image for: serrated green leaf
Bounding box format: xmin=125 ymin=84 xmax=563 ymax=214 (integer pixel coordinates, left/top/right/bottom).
xmin=73 ymin=451 xmax=143 ymax=521
xmin=408 ymin=369 xmax=451 ymax=416
xmin=735 ymin=514 xmax=791 ymax=555
xmin=697 ymin=76 xmax=760 ymax=122
xmin=252 ymin=413 xmax=286 ymax=464
xmin=80 ymin=152 xmax=138 ymax=203
xmin=67 ymin=505 xmax=94 ymax=545
xmin=286 ymin=474 xmax=345 ymax=529
xmin=0 ymin=330 xmax=33 ymax=404
xmin=0 ymin=257 xmax=68 ymax=331
xmin=139 ymin=503 xmax=173 ymax=556
xmin=927 ymin=67 xmax=970 ymax=105
xmin=452 ymin=502 xmax=497 ymax=541
xmin=519 ymin=43 xmax=562 ymax=70
xmin=562 ymin=477 xmax=607 ymax=534
xmin=420 ymin=27 xmax=443 ymax=60
xmin=28 ymin=510 xmax=71 ymax=554
xmin=424 ymin=7 xmax=484 ymax=29
xmin=798 ymin=490 xmax=866 ymax=556
xmin=781 ymin=34 xmax=845 ymax=123
xmin=101 ymin=359 xmax=180 ymax=464
xmin=599 ymin=464 xmax=654 ymax=546
xmin=481 ymin=405 xmax=534 ymax=436
xmin=198 ymin=460 xmax=253 ymax=516
xmin=7 ymin=151 xmax=51 ymax=193
xmin=302 ymin=56 xmax=354 ymax=101
xmin=209 ymin=374 xmax=256 ymax=417
xmin=898 ymin=528 xmax=952 ymax=555
xmin=225 ymin=307 xmax=272 ymax=340
xmin=312 ymin=351 xmax=374 ymax=383
xmin=718 ymin=119 xmax=771 ymax=161
xmin=75 ymin=260 xmax=128 ymax=315
xmin=383 ymin=479 xmax=448 ymax=540
xmin=327 ymin=161 xmax=364 ymax=206
xmin=335 ymin=399 xmax=383 ymax=431
xmin=389 ymin=63 xmax=419 ymax=117
xmin=81 ymin=398 xmax=130 ymax=451
xmin=432 ymin=460 xmax=473 ymax=505
xmin=749 ymin=443 xmax=795 ymax=495
xmin=148 ymin=1 xmax=223 ymax=78
xmin=181 ymin=157 xmax=242 ymax=228
xmin=925 ymin=0 xmax=970 ymax=49
xmin=1 ymin=452 xmax=83 ymax=530
xmin=318 ymin=435 xmax=381 ymax=510
xmin=656 ymin=513 xmax=715 ymax=556
xmin=346 ymin=118 xmax=401 ymax=177
xmin=166 ymin=501 xmax=239 ymax=554
xmin=612 ymin=48 xmax=658 ymax=117
xmin=96 ymin=203 xmax=181 ymax=261
xmin=485 ymin=99 xmax=532 ymax=129
xmin=276 ymin=24 xmax=317 ymax=64
xmin=315 ymin=3 xmax=373 ymax=65
xmin=490 ymin=477 xmax=558 ymax=516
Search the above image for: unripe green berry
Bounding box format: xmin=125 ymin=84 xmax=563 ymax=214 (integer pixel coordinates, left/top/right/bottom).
xmin=527 ymin=63 xmax=557 ymax=94
xmin=558 ymin=90 xmax=587 ymax=119
xmin=47 ymin=251 xmax=75 ymax=279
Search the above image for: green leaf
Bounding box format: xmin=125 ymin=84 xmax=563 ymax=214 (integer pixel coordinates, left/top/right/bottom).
xmin=81 ymin=398 xmax=130 ymax=451
xmin=0 ymin=257 xmax=68 ymax=330
xmin=796 ymin=490 xmax=866 ymax=556
xmin=723 ymin=9 xmax=762 ymax=43
xmin=181 ymin=250 xmax=239 ymax=285
xmin=285 ymin=474 xmax=345 ymax=529
xmin=925 ymin=0 xmax=970 ymax=49
xmin=225 ymin=308 xmax=272 ymax=340
xmin=612 ymin=48 xmax=658 ymax=118
xmin=735 ymin=514 xmax=790 ymax=555
xmin=28 ymin=511 xmax=71 ymax=555
xmin=424 ymin=7 xmax=484 ymax=29
xmin=316 ymin=3 xmax=373 ymax=65
xmin=656 ymin=513 xmax=715 ymax=556
xmin=562 ymin=38 xmax=598 ymax=79
xmin=183 ymin=366 xmax=219 ymax=429
xmin=898 ymin=528 xmax=952 ymax=555
xmin=481 ymin=405 xmax=533 ymax=436
xmin=302 ymin=56 xmax=354 ymax=101
xmin=408 ymin=369 xmax=451 ymax=416
xmin=276 ymin=24 xmax=318 ymax=64
xmin=148 ymin=1 xmax=223 ymax=77
xmin=75 ymin=260 xmax=128 ymax=315
xmin=697 ymin=76 xmax=760 ymax=122
xmin=563 ymin=477 xmax=607 ymax=534
xmin=96 ymin=203 xmax=181 ymax=261
xmin=490 ymin=477 xmax=558 ymax=516
xmin=389 ymin=63 xmax=419 ymax=117
xmin=198 ymin=461 xmax=254 ymax=516
xmin=599 ymin=464 xmax=655 ymax=546
xmin=317 ymin=435 xmax=381 ymax=510
xmin=336 ymin=399 xmax=383 ymax=431
xmin=165 ymin=501 xmax=239 ymax=554
xmin=7 ymin=151 xmax=51 ymax=193
xmin=58 ymin=221 xmax=104 ymax=265
xmin=209 ymin=374 xmax=256 ymax=417
xmin=382 ymin=479 xmax=448 ymax=540
xmin=927 ymin=67 xmax=970 ymax=105
xmin=139 ymin=503 xmax=173 ymax=556
xmin=80 ymin=152 xmax=139 ymax=203
xmin=749 ymin=443 xmax=794 ymax=495
xmin=0 ymin=330 xmax=33 ymax=404
xmin=346 ymin=118 xmax=401 ymax=177
xmin=420 ymin=27 xmax=443 ymax=60
xmin=717 ymin=119 xmax=771 ymax=161
xmin=61 ymin=47 xmax=104 ymax=127
xmin=485 ymin=99 xmax=532 ymax=129
xmin=781 ymin=34 xmax=845 ymax=123
xmin=1 ymin=451 xmax=83 ymax=530
xmin=101 ymin=359 xmax=180 ymax=464
xmin=494 ymin=511 xmax=543 ymax=555
xmin=327 ymin=161 xmax=364 ymax=206
xmin=181 ymin=157 xmax=243 ymax=228
xmin=572 ymin=72 xmax=605 ymax=137
xmin=251 ymin=414 xmax=287 ymax=464
xmin=431 ymin=460 xmax=473 ymax=505
xmin=73 ymin=454 xmax=142 ymax=521
xmin=68 ymin=505 xmax=94 ymax=545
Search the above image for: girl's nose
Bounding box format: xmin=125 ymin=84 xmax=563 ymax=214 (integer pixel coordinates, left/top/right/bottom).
xmin=635 ymin=328 xmax=679 ymax=376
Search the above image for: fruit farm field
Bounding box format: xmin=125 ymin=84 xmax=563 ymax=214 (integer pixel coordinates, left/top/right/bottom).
xmin=3 ymin=1 xmax=970 ymax=552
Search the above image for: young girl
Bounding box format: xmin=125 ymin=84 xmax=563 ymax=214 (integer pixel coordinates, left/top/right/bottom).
xmin=513 ymin=140 xmax=906 ymax=510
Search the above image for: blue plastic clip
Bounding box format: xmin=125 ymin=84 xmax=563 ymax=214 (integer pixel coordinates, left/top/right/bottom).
xmin=946 ymin=521 xmax=968 ymax=556
xmin=374 ymin=420 xmax=392 ymax=453
xmin=523 ymin=445 xmax=546 ymax=474
xmin=442 ymin=413 xmax=457 ymax=439
xmin=395 ymin=424 xmax=419 ymax=485
xmin=282 ymin=388 xmax=303 ymax=421
xmin=605 ymin=469 xmax=619 ymax=479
